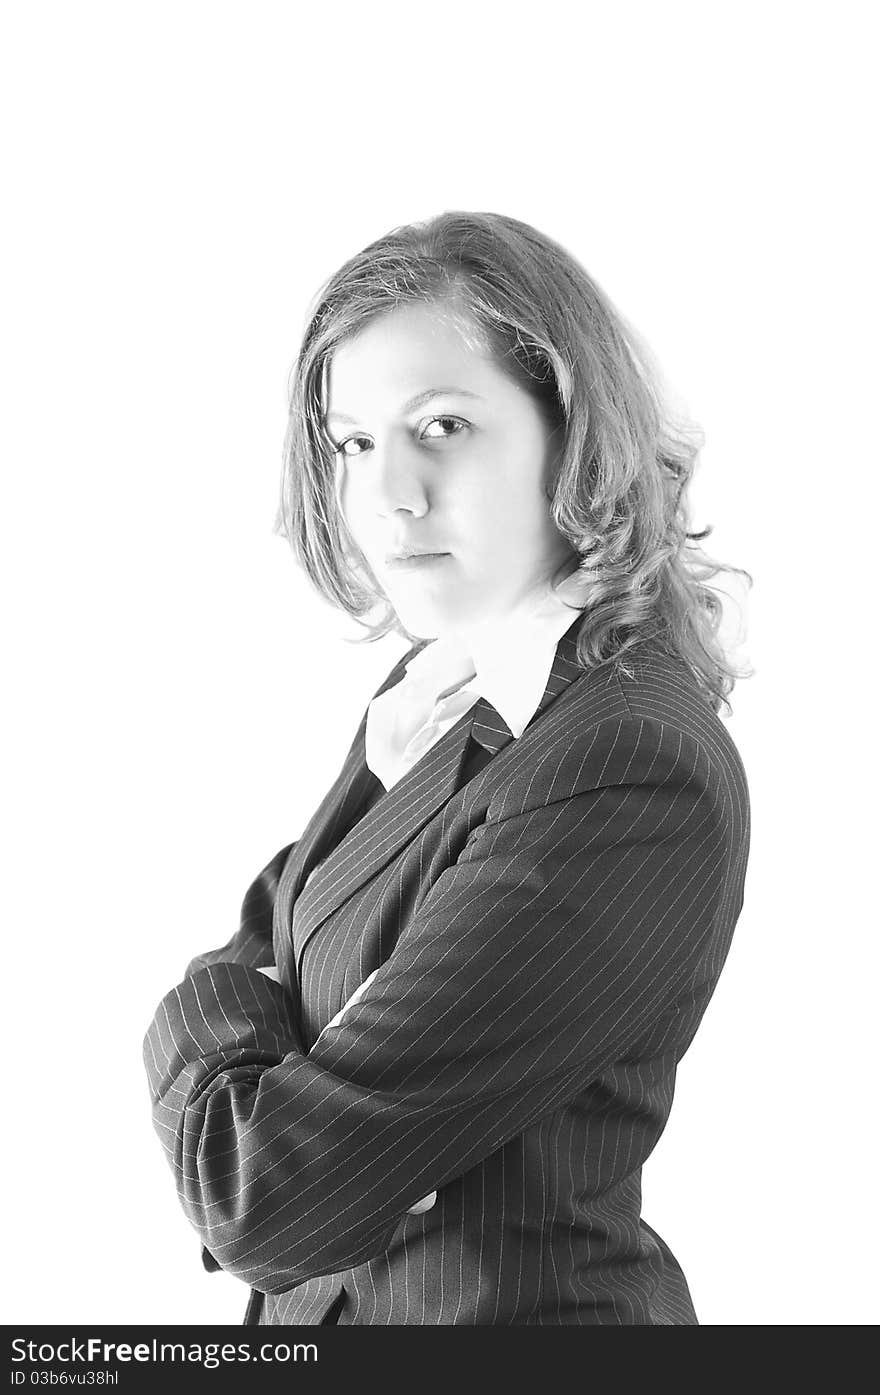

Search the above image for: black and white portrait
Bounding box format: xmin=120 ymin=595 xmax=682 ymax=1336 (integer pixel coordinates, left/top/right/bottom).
xmin=5 ymin=1 xmax=876 ymax=1336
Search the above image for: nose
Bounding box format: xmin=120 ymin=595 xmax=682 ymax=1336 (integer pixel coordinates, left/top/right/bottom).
xmin=368 ymin=433 xmax=429 ymax=518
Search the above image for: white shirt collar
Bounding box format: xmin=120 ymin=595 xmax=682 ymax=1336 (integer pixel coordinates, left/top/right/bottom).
xmin=365 ymin=570 xmax=590 ymax=790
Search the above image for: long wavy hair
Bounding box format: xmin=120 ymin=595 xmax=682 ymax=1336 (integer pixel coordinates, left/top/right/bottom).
xmin=276 ymin=211 xmax=752 ymax=715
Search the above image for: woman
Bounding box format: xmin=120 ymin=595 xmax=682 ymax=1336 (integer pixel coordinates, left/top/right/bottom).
xmin=143 ymin=211 xmax=752 ymax=1326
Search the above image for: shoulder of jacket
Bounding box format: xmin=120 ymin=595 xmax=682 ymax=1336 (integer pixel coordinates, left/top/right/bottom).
xmin=486 ymin=681 xmax=747 ymax=827
xmin=487 ymin=709 xmax=702 ymax=815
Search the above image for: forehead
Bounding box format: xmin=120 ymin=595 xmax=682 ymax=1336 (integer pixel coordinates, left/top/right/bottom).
xmin=325 ymin=302 xmax=508 ymax=415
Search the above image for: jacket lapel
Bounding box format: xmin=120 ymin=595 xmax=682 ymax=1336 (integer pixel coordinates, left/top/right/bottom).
xmin=271 ymin=651 xmax=410 ymax=986
xmin=291 ymin=710 xmax=476 ymax=974
xmin=288 ymin=613 xmax=586 ymax=975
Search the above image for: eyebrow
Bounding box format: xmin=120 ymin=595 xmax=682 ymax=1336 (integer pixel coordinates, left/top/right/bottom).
xmin=325 ymin=387 xmax=484 ymax=424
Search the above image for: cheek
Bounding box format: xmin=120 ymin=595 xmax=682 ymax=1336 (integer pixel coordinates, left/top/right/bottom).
xmin=483 ymin=421 xmax=552 ymax=496
xmin=470 ymin=449 xmax=551 ymax=536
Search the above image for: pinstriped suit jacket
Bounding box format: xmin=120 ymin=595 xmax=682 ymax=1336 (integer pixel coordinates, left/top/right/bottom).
xmin=143 ymin=619 xmax=750 ymax=1325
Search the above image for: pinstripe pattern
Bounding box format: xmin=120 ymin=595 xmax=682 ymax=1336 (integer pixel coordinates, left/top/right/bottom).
xmin=143 ymin=620 xmax=750 ymax=1325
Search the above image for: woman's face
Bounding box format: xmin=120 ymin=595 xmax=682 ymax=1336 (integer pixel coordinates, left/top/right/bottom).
xmin=325 ymin=301 xmax=574 ymax=642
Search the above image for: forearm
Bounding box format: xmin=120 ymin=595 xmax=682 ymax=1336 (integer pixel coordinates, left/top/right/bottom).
xmin=143 ymin=959 xmax=574 ymax=1291
xmin=145 ymin=962 xmax=412 ymax=1291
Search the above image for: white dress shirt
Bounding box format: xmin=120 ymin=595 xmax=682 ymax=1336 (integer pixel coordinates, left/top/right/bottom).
xmin=365 ymin=569 xmax=591 ymax=793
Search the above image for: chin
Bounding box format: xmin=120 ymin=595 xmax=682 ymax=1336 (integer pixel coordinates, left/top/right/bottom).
xmin=385 ymin=582 xmax=488 ymax=642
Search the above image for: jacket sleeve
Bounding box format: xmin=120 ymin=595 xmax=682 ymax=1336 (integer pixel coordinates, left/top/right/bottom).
xmin=142 ymin=716 xmax=734 ymax=1295
xmin=183 ymin=840 xmax=297 ymax=977
xmin=147 ymin=839 xmax=295 ymax=1274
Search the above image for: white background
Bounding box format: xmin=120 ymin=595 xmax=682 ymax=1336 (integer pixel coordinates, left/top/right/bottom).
xmin=3 ymin=1 xmax=877 ymax=1326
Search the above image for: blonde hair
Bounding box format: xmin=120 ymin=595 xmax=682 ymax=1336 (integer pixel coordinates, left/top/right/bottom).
xmin=276 ymin=210 xmax=752 ymax=715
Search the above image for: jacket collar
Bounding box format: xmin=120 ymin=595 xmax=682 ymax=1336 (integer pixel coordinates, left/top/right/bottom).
xmin=365 ymin=571 xmax=592 ymax=789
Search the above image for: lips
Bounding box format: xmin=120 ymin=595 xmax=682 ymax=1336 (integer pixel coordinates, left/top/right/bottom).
xmin=385 ymin=545 xmax=449 ymax=561
xmin=385 ymin=551 xmax=450 ymax=570
xmin=386 ymin=545 xmax=447 ymax=559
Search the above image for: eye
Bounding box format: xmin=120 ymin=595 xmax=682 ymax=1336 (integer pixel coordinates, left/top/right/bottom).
xmin=336 ymin=434 xmax=373 ymax=458
xmin=418 ymin=416 xmax=468 ymax=441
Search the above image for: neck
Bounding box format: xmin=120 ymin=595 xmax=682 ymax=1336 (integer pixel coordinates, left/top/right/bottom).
xmin=427 ymin=576 xmax=565 ymax=653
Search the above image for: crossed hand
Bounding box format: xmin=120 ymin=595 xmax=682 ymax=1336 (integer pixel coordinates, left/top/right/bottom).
xmin=257 ymin=964 xmax=437 ymax=1216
